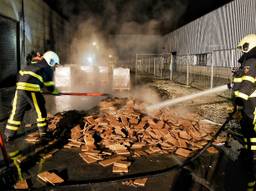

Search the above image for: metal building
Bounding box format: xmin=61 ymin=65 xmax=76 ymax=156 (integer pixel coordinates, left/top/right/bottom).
xmin=137 ymin=0 xmax=256 ymax=89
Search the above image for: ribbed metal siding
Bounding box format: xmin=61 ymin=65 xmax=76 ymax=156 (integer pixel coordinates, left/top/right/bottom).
xmin=0 ymin=16 xmax=18 ymax=88
xmin=165 ymin=0 xmax=256 ymax=67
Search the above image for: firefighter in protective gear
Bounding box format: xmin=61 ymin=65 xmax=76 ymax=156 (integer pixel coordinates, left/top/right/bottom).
xmin=232 ymin=34 xmax=256 ymax=191
xmin=26 ymin=50 xmax=42 ymax=65
xmin=4 ymin=51 xmax=60 ymax=141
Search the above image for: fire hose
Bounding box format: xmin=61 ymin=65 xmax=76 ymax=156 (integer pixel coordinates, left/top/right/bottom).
xmin=41 ymin=110 xmax=236 ymax=190
xmin=44 ymin=92 xmax=112 ymax=97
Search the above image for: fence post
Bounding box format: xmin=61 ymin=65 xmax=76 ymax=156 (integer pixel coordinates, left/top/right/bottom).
xmin=169 ymin=54 xmax=172 ymax=81
xmin=154 ymin=57 xmax=156 ymax=77
xmin=186 ymin=60 xmax=189 ymax=86
xmin=210 ymin=53 xmax=214 ymax=88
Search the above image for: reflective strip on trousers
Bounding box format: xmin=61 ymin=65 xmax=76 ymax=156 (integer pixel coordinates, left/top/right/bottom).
xmin=37 ymin=123 xmax=47 ymax=127
xmin=244 ymin=138 xmax=256 ymax=143
xmin=37 ymin=118 xmax=46 ymax=122
xmin=245 ymin=145 xmax=256 ymax=150
xmin=6 ymin=125 xmax=18 ymax=131
xmin=7 ymin=119 xmax=21 ymax=125
xmin=31 ymin=92 xmax=43 ymax=121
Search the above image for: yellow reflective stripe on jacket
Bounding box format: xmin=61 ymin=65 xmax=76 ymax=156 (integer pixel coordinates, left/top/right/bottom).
xmin=250 ymin=90 xmax=256 ymax=98
xmin=16 ymin=82 xmax=41 ymax=92
xmin=233 ymin=77 xmax=242 ymax=83
xmin=6 ymin=125 xmax=18 ymax=131
xmin=242 ymin=76 xmax=256 ymax=83
xmin=44 ymin=81 xmax=54 ymax=86
xmin=9 ymin=150 xmax=20 ymax=158
xmin=17 ymin=86 xmax=41 ymax=92
xmin=31 ymin=93 xmax=42 ymax=119
xmin=234 ymin=91 xmax=249 ymax=100
xmin=17 ymin=82 xmax=40 ymax=88
xmin=19 ymin=70 xmax=43 ymax=83
xmin=8 ymin=119 xmax=21 ymax=125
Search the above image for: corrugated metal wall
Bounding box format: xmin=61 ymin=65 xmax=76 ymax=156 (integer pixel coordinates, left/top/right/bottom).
xmin=164 ymin=0 xmax=256 ymax=67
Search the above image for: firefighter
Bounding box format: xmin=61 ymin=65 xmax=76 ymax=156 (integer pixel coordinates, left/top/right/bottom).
xmin=26 ymin=50 xmax=42 ymax=65
xmin=4 ymin=51 xmax=60 ymax=141
xmin=232 ymin=34 xmax=256 ymax=191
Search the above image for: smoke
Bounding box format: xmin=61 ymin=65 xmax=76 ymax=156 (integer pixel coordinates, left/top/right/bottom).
xmin=47 ymin=0 xmax=188 ymax=112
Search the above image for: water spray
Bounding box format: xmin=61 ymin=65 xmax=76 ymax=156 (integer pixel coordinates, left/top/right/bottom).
xmin=146 ymin=84 xmax=229 ymax=112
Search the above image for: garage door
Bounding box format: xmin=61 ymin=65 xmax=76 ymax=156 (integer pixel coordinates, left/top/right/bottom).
xmin=0 ymin=16 xmax=19 ymax=121
xmin=0 ymin=16 xmax=19 ymax=88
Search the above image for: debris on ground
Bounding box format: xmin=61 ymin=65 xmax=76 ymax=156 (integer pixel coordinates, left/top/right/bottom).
xmin=14 ymin=180 xmax=29 ymax=190
xmin=122 ymin=177 xmax=148 ymax=187
xmin=37 ymin=171 xmax=64 ymax=185
xmin=60 ymin=97 xmax=225 ymax=174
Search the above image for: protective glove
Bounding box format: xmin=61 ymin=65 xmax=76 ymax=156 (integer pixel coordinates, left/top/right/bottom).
xmin=52 ymin=89 xmax=61 ymax=95
xmin=4 ymin=129 xmax=17 ymax=142
xmin=227 ymin=83 xmax=233 ymax=89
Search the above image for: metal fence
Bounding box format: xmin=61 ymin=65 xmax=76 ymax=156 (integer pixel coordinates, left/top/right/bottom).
xmin=135 ymin=53 xmax=235 ymax=90
xmin=135 ymin=53 xmax=172 ymax=80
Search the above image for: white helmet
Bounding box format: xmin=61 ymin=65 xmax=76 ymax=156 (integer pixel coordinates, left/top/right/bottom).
xmin=43 ymin=51 xmax=60 ymax=67
xmin=237 ymin=34 xmax=256 ymax=53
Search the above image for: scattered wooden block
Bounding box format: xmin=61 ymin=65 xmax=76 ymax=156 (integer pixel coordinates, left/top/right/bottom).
xmin=112 ymin=165 xmax=128 ymax=173
xmin=99 ymin=156 xmax=126 ymax=167
xmin=133 ymin=178 xmax=148 ymax=186
xmin=79 ymin=153 xmax=98 ymax=164
xmin=113 ymin=161 xmax=131 ymax=168
xmin=37 ymin=171 xmax=64 ymax=185
xmin=14 ymin=180 xmax=29 ymax=189
xmin=175 ymin=148 xmax=192 ymax=158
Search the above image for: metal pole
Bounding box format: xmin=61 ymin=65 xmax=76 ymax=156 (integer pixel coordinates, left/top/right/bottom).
xmin=210 ymin=54 xmax=214 ymax=89
xmin=169 ymin=54 xmax=173 ymax=81
xmin=186 ymin=60 xmax=189 ymax=86
xmin=154 ymin=57 xmax=156 ymax=77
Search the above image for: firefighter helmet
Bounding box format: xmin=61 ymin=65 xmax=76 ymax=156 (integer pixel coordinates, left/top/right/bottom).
xmin=43 ymin=51 xmax=60 ymax=67
xmin=237 ymin=34 xmax=256 ymax=53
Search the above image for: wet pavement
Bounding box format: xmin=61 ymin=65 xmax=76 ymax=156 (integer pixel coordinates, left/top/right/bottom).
xmin=0 ymin=73 xmax=251 ymax=190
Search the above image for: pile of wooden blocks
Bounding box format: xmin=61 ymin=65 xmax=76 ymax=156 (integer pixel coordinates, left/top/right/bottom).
xmin=65 ymin=97 xmax=223 ymax=174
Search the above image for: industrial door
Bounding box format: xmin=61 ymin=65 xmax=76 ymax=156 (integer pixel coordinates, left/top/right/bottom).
xmin=0 ymin=16 xmax=19 ymax=87
xmin=0 ymin=16 xmax=19 ymax=120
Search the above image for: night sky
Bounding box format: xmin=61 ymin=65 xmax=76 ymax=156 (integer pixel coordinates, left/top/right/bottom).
xmin=44 ymin=0 xmax=233 ymax=35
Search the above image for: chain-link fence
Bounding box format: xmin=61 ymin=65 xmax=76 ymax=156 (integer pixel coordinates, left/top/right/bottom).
xmin=135 ymin=53 xmax=172 ymax=79
xmin=135 ymin=51 xmax=239 ymax=90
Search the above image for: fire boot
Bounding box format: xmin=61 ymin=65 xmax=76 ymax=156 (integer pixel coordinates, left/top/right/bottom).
xmin=4 ymin=129 xmax=17 ymax=142
xmin=38 ymin=127 xmax=52 ymax=142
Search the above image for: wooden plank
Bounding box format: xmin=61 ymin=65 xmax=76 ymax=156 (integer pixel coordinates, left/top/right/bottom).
xmin=99 ymin=156 xmax=126 ymax=167
xmin=113 ymin=161 xmax=131 ymax=168
xmin=133 ymin=178 xmax=148 ymax=186
xmin=112 ymin=165 xmax=128 ymax=173
xmin=14 ymin=180 xmax=29 ymax=189
xmin=175 ymin=148 xmax=192 ymax=158
xmin=79 ymin=153 xmax=98 ymax=164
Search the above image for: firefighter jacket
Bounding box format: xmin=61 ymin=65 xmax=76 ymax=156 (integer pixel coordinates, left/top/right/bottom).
xmin=232 ymin=47 xmax=256 ymax=121
xmin=16 ymin=59 xmax=55 ymax=93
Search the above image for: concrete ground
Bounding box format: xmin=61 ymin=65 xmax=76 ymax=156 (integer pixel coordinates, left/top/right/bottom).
xmin=0 ymin=74 xmax=249 ymax=190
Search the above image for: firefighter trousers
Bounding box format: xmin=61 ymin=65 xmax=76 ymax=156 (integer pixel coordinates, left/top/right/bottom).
xmin=241 ymin=115 xmax=256 ymax=191
xmin=6 ymin=90 xmax=47 ymax=135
